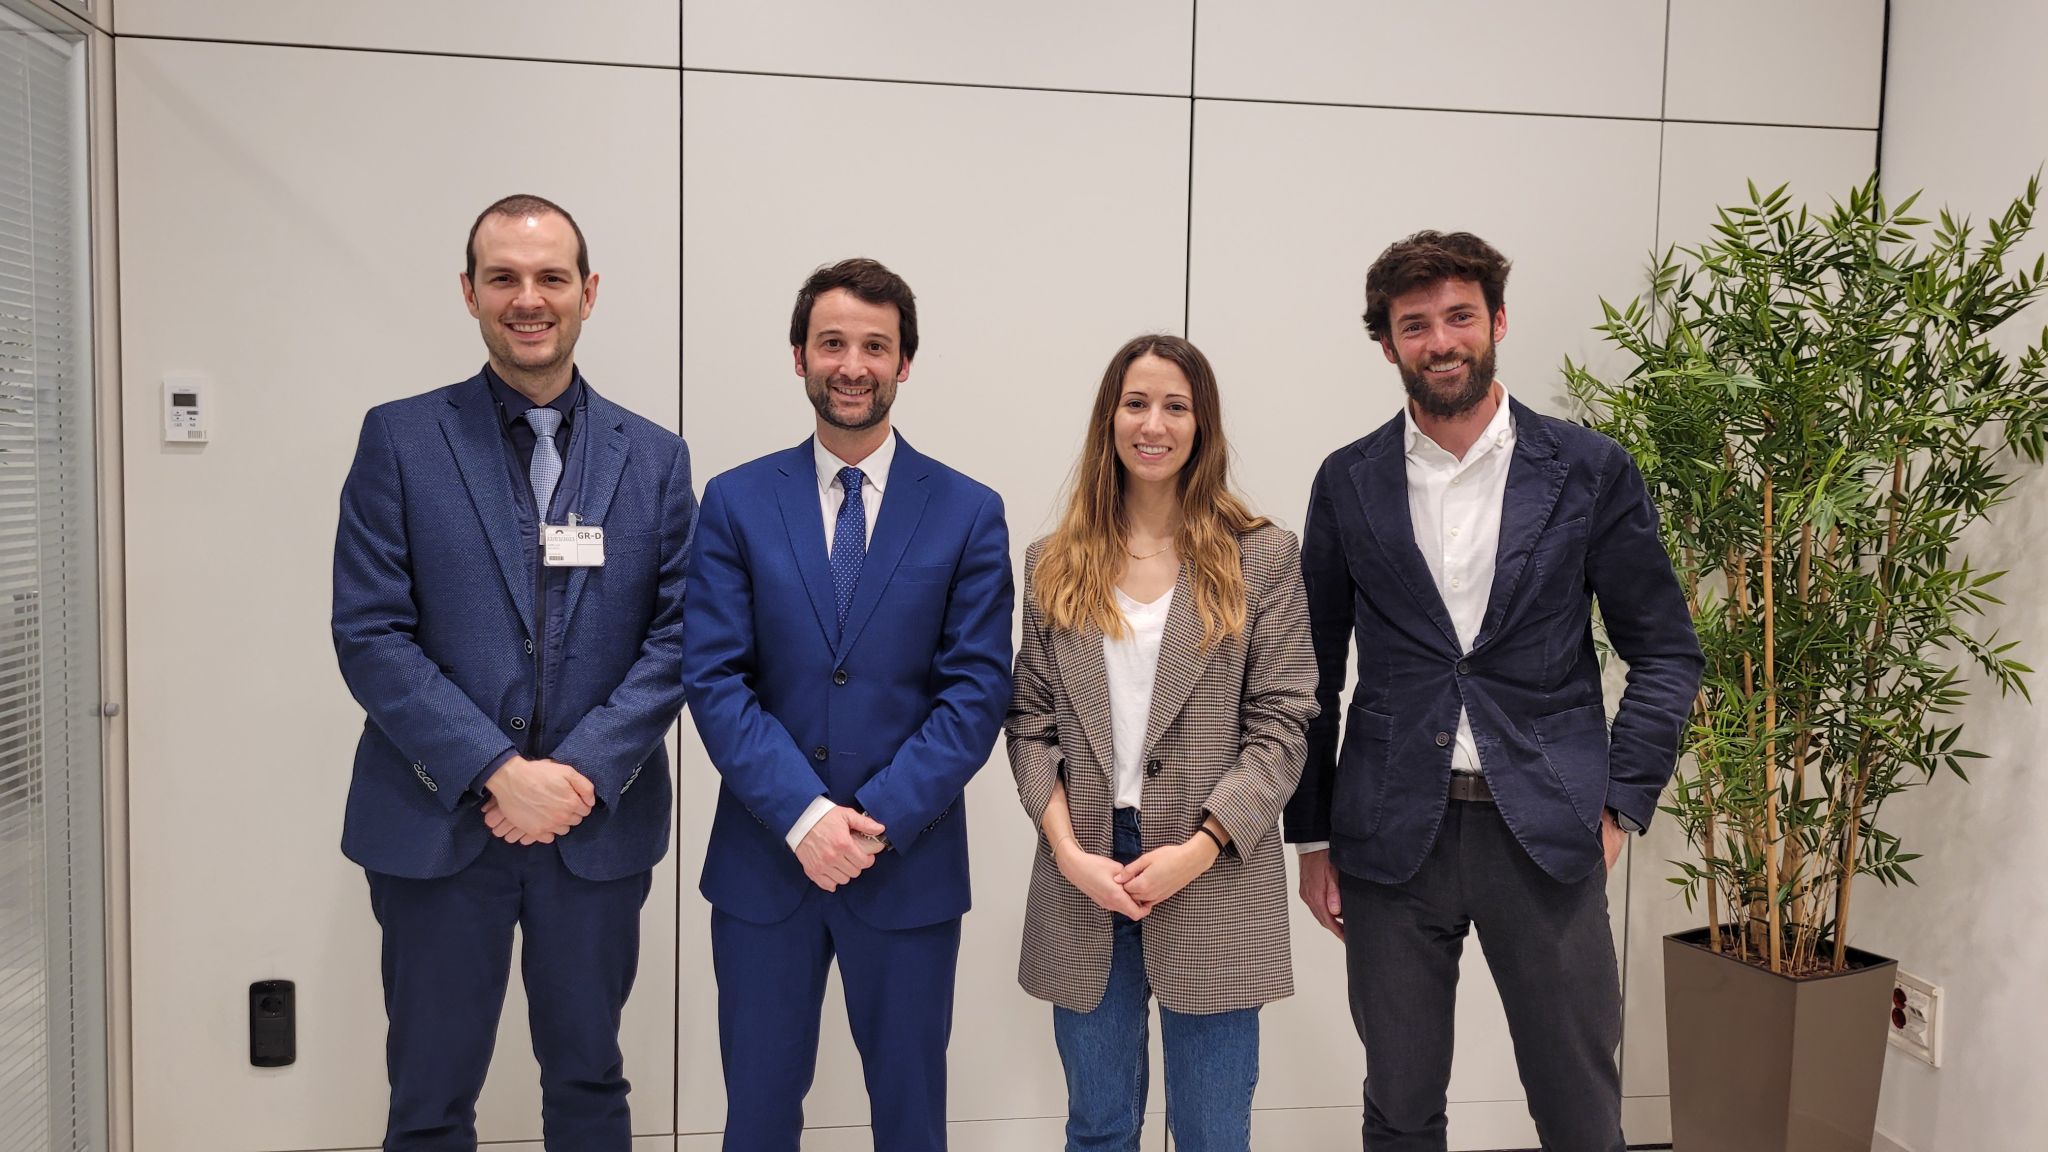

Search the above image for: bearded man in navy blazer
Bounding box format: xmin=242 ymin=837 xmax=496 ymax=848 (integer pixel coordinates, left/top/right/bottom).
xmin=1286 ymin=231 xmax=1702 ymax=1152
xmin=333 ymin=195 xmax=694 ymax=1149
xmin=682 ymin=258 xmax=1013 ymax=1152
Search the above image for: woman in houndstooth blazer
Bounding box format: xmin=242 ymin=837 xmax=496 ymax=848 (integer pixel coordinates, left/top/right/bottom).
xmin=1006 ymin=334 xmax=1318 ymax=1151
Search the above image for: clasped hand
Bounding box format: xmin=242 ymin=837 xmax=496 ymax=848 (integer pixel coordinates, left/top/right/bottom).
xmin=482 ymin=755 xmax=595 ymax=845
xmin=1055 ymin=836 xmax=1218 ymax=920
xmin=796 ymin=805 xmax=887 ymax=892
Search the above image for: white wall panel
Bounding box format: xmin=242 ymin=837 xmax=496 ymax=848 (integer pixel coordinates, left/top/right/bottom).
xmin=1665 ymin=0 xmax=1885 ymax=129
xmin=1655 ymin=121 xmax=1877 ymax=253
xmin=682 ymin=0 xmax=1192 ymax=95
xmin=1195 ymin=0 xmax=1665 ymax=118
xmin=117 ymin=0 xmax=677 ymax=66
xmin=1186 ymin=95 xmax=1661 ymax=1125
xmin=681 ymin=69 xmax=1190 ymax=1133
xmin=1867 ymin=5 xmax=2048 ymax=1149
xmin=116 ymin=38 xmax=681 ymax=1151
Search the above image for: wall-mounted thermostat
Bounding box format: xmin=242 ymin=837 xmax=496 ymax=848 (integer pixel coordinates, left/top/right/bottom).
xmin=163 ymin=372 xmax=210 ymax=443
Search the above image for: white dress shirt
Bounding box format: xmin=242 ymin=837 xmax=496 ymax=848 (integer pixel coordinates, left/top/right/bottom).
xmin=1300 ymin=388 xmax=1515 ymax=855
xmin=786 ymin=430 xmax=899 ymax=849
xmin=1404 ymin=388 xmax=1515 ymax=776
xmin=1105 ymin=586 xmax=1175 ymax=811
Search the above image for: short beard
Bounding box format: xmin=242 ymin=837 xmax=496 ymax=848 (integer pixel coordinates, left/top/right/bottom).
xmin=1399 ymin=342 xmax=1497 ymax=420
xmin=805 ymin=369 xmax=894 ymax=432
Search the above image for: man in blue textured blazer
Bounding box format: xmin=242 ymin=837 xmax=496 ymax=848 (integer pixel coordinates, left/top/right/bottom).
xmin=682 ymin=258 xmax=1013 ymax=1152
xmin=1286 ymin=231 xmax=1703 ymax=1152
xmin=332 ymin=195 xmax=694 ymax=1149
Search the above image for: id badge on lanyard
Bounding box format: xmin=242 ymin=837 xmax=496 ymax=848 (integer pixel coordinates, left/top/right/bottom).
xmin=539 ymin=401 xmax=603 ymax=567
xmin=544 ymin=521 xmax=605 ymax=567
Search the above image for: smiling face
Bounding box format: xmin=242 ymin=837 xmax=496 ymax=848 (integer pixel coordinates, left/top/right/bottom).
xmin=794 ymin=287 xmax=909 ymax=433
xmin=1380 ymin=277 xmax=1505 ymax=420
xmin=461 ymin=211 xmax=597 ymax=392
xmin=1114 ymin=353 xmax=1198 ymax=491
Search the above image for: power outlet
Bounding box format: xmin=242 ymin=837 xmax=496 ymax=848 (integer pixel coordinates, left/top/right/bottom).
xmin=1888 ymin=969 xmax=1942 ymax=1068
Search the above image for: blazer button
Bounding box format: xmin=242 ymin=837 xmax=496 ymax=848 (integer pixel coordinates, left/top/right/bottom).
xmin=1145 ymin=758 xmax=1163 ymax=778
xmin=1435 ymin=731 xmax=1451 ymax=747
xmin=814 ymin=745 xmax=828 ymax=761
xmin=833 ymin=668 xmax=849 ymax=685
xmin=510 ymin=716 xmax=526 ymax=731
xmin=524 ymin=638 xmax=533 ymax=655
xmin=1456 ymin=660 xmax=1471 ymax=675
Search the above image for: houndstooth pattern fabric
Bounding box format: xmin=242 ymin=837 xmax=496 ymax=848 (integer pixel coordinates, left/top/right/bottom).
xmin=524 ymin=406 xmax=563 ymax=518
xmin=1006 ymin=523 xmax=1319 ymax=1015
xmin=830 ymin=466 xmax=865 ymax=633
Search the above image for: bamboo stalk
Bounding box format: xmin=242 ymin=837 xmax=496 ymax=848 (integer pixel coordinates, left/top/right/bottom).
xmin=1762 ymin=473 xmax=1783 ymax=974
xmin=1722 ymin=445 xmax=1766 ymax=950
xmin=1787 ymin=520 xmax=1815 ymax=969
xmin=1680 ymin=537 xmax=1723 ymax=956
xmin=1834 ymin=453 xmax=1908 ymax=970
xmin=1694 ymin=691 xmax=1723 ymax=954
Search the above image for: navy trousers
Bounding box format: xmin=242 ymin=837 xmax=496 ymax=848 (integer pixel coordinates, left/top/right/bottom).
xmin=710 ymin=891 xmax=961 ymax=1152
xmin=1338 ymin=799 xmax=1625 ymax=1152
xmin=365 ymin=837 xmax=653 ymax=1151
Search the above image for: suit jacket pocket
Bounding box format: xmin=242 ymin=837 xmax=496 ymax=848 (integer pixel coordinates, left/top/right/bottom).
xmin=1532 ymin=702 xmax=1610 ymax=832
xmin=1332 ymin=704 xmax=1393 ymax=840
xmin=892 ymin=562 xmax=953 ymax=584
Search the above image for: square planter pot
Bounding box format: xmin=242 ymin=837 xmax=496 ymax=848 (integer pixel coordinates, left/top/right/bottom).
xmin=1664 ymin=927 xmax=1897 ymax=1152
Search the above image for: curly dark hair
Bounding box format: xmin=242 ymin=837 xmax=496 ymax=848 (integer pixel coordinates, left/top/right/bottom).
xmin=1362 ymin=231 xmax=1512 ymax=343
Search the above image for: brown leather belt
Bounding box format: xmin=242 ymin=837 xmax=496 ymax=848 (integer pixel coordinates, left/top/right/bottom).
xmin=1448 ymin=772 xmax=1495 ymax=803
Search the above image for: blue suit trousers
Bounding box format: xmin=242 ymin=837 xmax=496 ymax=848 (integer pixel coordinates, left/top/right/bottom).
xmin=366 ymin=838 xmax=652 ymax=1151
xmin=710 ymin=894 xmax=962 ymax=1152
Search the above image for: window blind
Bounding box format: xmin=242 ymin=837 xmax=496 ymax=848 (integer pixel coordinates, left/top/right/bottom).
xmin=0 ymin=4 xmax=104 ymax=1150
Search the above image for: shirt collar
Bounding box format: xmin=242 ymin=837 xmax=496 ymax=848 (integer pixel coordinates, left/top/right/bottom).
xmin=1403 ymin=383 xmax=1515 ymax=465
xmin=484 ymin=363 xmax=584 ymax=431
xmin=815 ymin=428 xmax=897 ymax=496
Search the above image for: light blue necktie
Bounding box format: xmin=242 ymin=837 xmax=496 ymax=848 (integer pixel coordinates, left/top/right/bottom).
xmin=830 ymin=466 xmax=866 ymax=635
xmin=525 ymin=407 xmax=563 ymax=519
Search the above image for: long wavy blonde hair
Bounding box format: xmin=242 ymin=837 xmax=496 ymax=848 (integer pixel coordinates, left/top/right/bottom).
xmin=1034 ymin=335 xmax=1266 ymax=650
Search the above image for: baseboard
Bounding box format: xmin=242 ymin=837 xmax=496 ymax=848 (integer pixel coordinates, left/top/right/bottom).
xmin=666 ymin=1097 xmax=1677 ymax=1150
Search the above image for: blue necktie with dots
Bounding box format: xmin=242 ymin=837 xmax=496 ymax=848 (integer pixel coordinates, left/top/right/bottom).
xmin=524 ymin=406 xmax=563 ymax=519
xmin=830 ymin=466 xmax=866 ymax=635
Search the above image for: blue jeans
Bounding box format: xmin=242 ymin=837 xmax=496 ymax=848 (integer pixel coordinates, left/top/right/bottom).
xmin=1052 ymin=807 xmax=1260 ymax=1152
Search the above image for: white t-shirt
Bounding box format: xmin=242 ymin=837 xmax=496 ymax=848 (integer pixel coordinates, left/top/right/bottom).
xmin=1104 ymin=585 xmax=1175 ymax=810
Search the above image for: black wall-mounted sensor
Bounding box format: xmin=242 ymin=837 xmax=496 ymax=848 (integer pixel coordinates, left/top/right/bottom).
xmin=249 ymin=979 xmax=295 ymax=1067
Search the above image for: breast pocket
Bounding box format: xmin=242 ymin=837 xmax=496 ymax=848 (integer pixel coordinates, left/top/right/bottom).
xmin=892 ymin=562 xmax=953 ymax=584
xmin=600 ymin=530 xmax=659 ymax=557
xmin=586 ymin=531 xmax=660 ymax=597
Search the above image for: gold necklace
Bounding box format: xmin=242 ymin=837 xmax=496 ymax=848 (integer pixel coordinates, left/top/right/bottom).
xmin=1126 ymin=540 xmax=1175 ymax=561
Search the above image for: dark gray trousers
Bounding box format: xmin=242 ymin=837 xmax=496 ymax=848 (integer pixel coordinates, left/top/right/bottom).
xmin=1338 ymin=799 xmax=1625 ymax=1152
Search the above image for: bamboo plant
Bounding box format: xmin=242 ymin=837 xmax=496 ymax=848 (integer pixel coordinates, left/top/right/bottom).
xmin=1565 ymin=175 xmax=2048 ymax=976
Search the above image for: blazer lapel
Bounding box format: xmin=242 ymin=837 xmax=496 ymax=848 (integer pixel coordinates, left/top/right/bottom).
xmin=440 ymin=374 xmax=533 ymax=636
xmin=1351 ymin=431 xmax=1461 ymax=653
xmin=1049 ymin=620 xmax=1117 ymax=786
xmin=559 ymin=390 xmax=630 ymax=630
xmin=1138 ymin=562 xmax=1213 ymax=765
xmin=1475 ymin=400 xmax=1568 ymax=648
xmin=834 ymin=438 xmax=930 ymax=658
xmin=773 ymin=441 xmax=839 ymax=650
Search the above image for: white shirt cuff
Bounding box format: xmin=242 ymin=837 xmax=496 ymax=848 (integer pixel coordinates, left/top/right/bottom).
xmin=1294 ymin=841 xmax=1330 ymax=855
xmin=785 ymin=796 xmax=837 ymax=851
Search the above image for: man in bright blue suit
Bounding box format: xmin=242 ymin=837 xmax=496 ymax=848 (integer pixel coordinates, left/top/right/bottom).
xmin=333 ymin=195 xmax=694 ymax=1149
xmin=682 ymin=258 xmax=1013 ymax=1152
